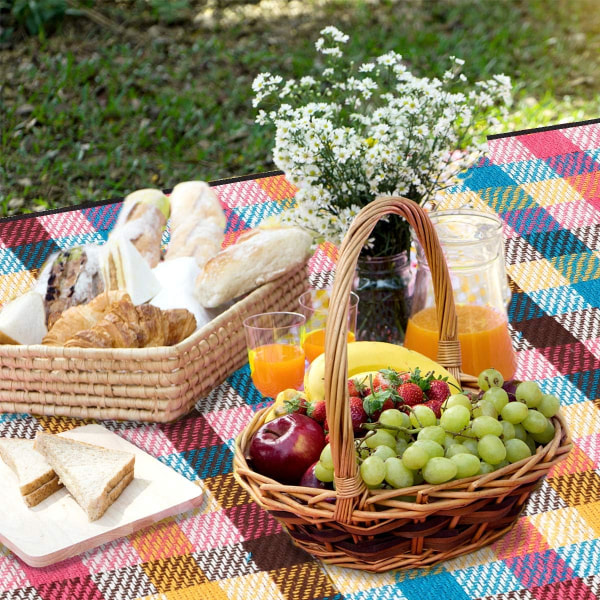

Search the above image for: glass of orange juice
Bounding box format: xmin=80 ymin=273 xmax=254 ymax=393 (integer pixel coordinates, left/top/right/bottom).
xmin=243 ymin=312 xmax=306 ymax=398
xmin=298 ymin=289 xmax=359 ymax=363
xmin=404 ymin=209 xmax=516 ymax=380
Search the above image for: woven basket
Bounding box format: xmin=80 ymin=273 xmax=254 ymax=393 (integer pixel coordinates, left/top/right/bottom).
xmin=234 ymin=197 xmax=572 ymax=572
xmin=0 ymin=264 xmax=309 ymax=423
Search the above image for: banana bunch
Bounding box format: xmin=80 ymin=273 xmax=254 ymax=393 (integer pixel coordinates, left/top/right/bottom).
xmin=304 ymin=341 xmax=460 ymax=402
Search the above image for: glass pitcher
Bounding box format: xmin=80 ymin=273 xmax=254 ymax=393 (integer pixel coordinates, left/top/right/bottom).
xmin=403 ymin=209 xmax=516 ymax=380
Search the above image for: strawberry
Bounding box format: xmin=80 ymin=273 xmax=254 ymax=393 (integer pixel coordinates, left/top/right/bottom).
xmin=372 ymin=372 xmax=392 ymax=392
xmin=283 ymin=393 xmax=309 ymax=415
xmin=396 ymin=382 xmax=424 ymax=407
xmin=349 ymin=396 xmax=368 ymax=432
xmin=308 ymin=400 xmax=327 ymax=424
xmin=348 ymin=375 xmax=369 ymax=397
xmin=424 ymin=398 xmax=444 ymax=418
xmin=427 ymin=379 xmax=451 ymax=405
xmin=363 ymin=388 xmax=398 ymax=421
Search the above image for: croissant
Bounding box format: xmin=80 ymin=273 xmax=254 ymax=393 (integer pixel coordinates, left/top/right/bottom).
xmin=42 ymin=290 xmax=127 ymax=346
xmin=64 ymin=295 xmax=196 ymax=349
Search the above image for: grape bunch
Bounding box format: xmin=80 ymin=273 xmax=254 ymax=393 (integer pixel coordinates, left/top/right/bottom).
xmin=313 ymin=369 xmax=561 ymax=491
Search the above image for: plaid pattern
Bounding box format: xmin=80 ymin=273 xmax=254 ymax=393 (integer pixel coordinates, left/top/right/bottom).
xmin=0 ymin=120 xmax=599 ymax=599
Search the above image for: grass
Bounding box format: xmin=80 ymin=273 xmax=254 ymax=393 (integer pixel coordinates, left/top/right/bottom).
xmin=1 ymin=0 xmax=599 ymax=215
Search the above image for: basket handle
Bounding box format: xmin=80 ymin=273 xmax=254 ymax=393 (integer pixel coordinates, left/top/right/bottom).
xmin=324 ymin=196 xmax=461 ymax=523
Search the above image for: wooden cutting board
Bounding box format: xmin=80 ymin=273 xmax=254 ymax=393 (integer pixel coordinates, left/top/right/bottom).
xmin=0 ymin=424 xmax=204 ymax=567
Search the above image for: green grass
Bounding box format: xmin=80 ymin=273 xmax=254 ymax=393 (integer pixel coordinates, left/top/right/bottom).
xmin=1 ymin=0 xmax=599 ymax=215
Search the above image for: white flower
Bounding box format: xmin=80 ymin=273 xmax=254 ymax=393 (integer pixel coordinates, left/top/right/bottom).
xmin=252 ymin=27 xmax=513 ymax=248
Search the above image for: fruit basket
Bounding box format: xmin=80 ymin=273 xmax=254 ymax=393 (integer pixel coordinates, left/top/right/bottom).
xmin=233 ymin=197 xmax=572 ymax=572
xmin=0 ymin=263 xmax=309 ymax=423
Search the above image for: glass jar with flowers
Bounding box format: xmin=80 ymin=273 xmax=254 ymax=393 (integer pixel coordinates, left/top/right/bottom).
xmin=252 ymin=26 xmax=512 ymax=343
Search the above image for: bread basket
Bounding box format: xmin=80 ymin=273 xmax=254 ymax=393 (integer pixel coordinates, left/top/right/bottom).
xmin=0 ymin=263 xmax=309 ymax=423
xmin=233 ymin=197 xmax=572 ymax=572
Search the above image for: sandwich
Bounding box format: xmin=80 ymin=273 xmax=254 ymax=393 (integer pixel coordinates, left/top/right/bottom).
xmin=0 ymin=437 xmax=62 ymax=507
xmin=0 ymin=291 xmax=47 ymax=345
xmin=34 ymin=432 xmax=135 ymax=521
xmin=101 ymin=234 xmax=161 ymax=306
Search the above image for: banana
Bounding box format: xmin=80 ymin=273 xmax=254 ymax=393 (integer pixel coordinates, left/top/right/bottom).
xmin=264 ymin=389 xmax=307 ymax=422
xmin=304 ymin=341 xmax=460 ymax=402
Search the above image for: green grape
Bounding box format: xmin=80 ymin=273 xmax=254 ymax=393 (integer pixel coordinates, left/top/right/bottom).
xmin=410 ymin=405 xmax=437 ymax=428
xmin=450 ymin=453 xmax=481 ymax=478
xmin=373 ymin=445 xmax=396 ymax=461
xmin=522 ymin=409 xmax=548 ymax=434
xmin=360 ymin=455 xmax=386 ymax=486
xmin=365 ymin=429 xmax=397 ymax=449
xmin=477 ymin=435 xmax=507 ymax=465
xmin=513 ymin=423 xmax=527 ymax=441
xmin=440 ymin=405 xmax=471 ymax=432
xmin=455 ymin=426 xmax=475 ymax=443
xmin=494 ymin=459 xmax=510 ymax=471
xmin=444 ymin=434 xmax=458 ymax=449
xmin=320 ymin=443 xmax=334 ymax=470
xmin=384 ymin=457 xmax=414 ymax=489
xmin=472 ymin=415 xmax=503 ymax=438
xmin=531 ymin=420 xmax=556 ymax=444
xmin=478 ymin=368 xmax=504 ymax=391
xmin=422 ymin=457 xmax=458 ymax=484
xmin=417 ymin=425 xmax=446 ymax=446
xmin=402 ymin=444 xmax=430 ymax=470
xmin=539 ymin=394 xmax=560 ymax=418
xmin=412 ymin=469 xmax=424 ymax=485
xmin=472 ymin=399 xmax=498 ymax=419
xmin=505 ymin=438 xmax=532 ymax=463
xmin=396 ymin=430 xmax=411 ymax=442
xmin=395 ymin=437 xmax=409 ymax=457
xmin=501 ymin=420 xmax=516 ymax=440
xmin=525 ymin=436 xmax=537 ymax=455
xmin=379 ymin=408 xmax=411 ymax=430
xmin=446 ymin=443 xmax=472 ymax=457
xmin=478 ymin=461 xmax=495 ymax=474
xmin=443 ymin=394 xmax=472 ymax=412
xmin=483 ymin=387 xmax=509 ymax=413
xmin=516 ymin=381 xmax=543 ymax=408
xmin=501 ymin=401 xmax=529 ymax=424
xmin=314 ymin=461 xmax=334 ymax=482
xmin=462 ymin=438 xmax=479 ymax=455
xmin=414 ymin=439 xmax=444 ymax=459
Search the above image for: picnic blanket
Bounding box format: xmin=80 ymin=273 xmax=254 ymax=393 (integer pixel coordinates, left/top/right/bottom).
xmin=0 ymin=118 xmax=599 ymax=599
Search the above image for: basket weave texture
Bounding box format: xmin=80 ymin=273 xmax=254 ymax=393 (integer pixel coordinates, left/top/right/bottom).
xmin=0 ymin=264 xmax=309 ymax=423
xmin=233 ymin=197 xmax=572 ymax=572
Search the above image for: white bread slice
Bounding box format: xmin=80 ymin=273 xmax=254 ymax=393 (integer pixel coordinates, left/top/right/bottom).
xmin=0 ymin=437 xmax=62 ymax=506
xmin=34 ymin=432 xmax=135 ymax=521
xmin=0 ymin=291 xmax=47 ymax=345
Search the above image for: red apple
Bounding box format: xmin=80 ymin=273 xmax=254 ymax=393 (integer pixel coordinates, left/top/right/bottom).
xmin=299 ymin=461 xmax=328 ymax=489
xmin=248 ymin=413 xmax=326 ymax=484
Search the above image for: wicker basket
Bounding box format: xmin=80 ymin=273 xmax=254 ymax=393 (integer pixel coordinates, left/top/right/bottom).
xmin=0 ymin=264 xmax=309 ymax=423
xmin=233 ymin=197 xmax=572 ymax=572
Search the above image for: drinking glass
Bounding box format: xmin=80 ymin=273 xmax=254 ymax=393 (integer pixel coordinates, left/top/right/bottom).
xmin=298 ymin=289 xmax=359 ymax=363
xmin=404 ymin=209 xmax=516 ymax=379
xmin=243 ymin=312 xmax=306 ymax=398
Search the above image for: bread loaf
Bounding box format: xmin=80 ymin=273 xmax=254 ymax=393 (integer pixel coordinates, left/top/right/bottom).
xmin=195 ymin=226 xmax=312 ymax=308
xmin=113 ymin=189 xmax=169 ymax=267
xmin=165 ymin=181 xmax=225 ymax=268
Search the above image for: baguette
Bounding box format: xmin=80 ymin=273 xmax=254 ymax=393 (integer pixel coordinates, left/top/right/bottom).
xmin=113 ymin=189 xmax=169 ymax=268
xmin=34 ymin=432 xmax=135 ymax=521
xmin=195 ymin=225 xmax=312 ymax=308
xmin=165 ymin=181 xmax=226 ymax=268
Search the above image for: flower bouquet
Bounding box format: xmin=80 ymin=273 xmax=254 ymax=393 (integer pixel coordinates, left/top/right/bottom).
xmin=253 ymin=26 xmax=513 ymax=340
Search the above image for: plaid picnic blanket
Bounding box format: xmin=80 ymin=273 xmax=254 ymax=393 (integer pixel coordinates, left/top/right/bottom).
xmin=0 ymin=118 xmax=599 ymax=599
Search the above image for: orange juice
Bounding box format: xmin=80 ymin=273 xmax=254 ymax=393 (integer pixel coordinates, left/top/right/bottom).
xmin=403 ymin=305 xmax=516 ymax=379
xmin=248 ymin=343 xmax=306 ymax=397
xmin=303 ymin=328 xmax=356 ymax=363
